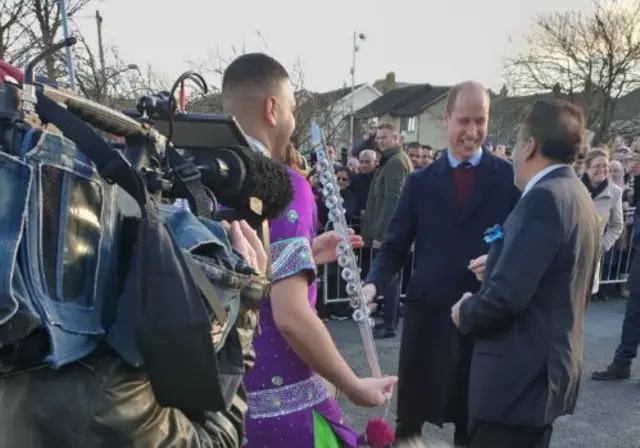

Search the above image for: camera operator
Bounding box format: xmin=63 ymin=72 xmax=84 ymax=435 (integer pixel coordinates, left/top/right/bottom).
xmin=0 ymin=210 xmax=266 ymax=448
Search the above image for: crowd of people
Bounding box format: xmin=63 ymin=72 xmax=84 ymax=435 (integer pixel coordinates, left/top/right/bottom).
xmin=295 ymin=118 xmax=639 ymax=335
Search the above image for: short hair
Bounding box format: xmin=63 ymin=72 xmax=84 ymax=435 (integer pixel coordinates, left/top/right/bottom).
xmin=335 ymin=166 xmax=352 ymax=180
xmin=222 ymin=53 xmax=289 ymax=95
xmin=520 ymin=99 xmax=585 ymax=165
xmin=377 ymin=122 xmax=397 ymax=133
xmin=407 ymin=141 xmax=422 ymax=149
xmin=445 ymin=81 xmax=489 ymax=113
xmin=422 ymin=144 xmax=433 ymax=151
xmin=585 ymin=148 xmax=609 ymax=167
xmin=610 ymin=159 xmax=623 ymax=170
xmin=359 ymin=149 xmax=377 ymax=160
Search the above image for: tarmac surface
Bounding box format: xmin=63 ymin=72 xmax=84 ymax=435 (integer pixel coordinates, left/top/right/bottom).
xmin=328 ymin=298 xmax=640 ymax=448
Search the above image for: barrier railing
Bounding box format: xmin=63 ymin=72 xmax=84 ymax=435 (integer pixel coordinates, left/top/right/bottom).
xmin=318 ymin=207 xmax=636 ymax=304
xmin=600 ymin=208 xmax=635 ymax=285
xmin=317 ymin=220 xmax=411 ymax=305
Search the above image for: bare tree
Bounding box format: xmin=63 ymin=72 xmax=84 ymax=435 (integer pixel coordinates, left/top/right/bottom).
xmin=0 ymin=0 xmax=30 ymax=64
xmin=69 ymin=32 xmax=160 ymax=105
xmin=22 ymin=0 xmax=91 ymax=79
xmin=505 ymin=0 xmax=640 ymax=143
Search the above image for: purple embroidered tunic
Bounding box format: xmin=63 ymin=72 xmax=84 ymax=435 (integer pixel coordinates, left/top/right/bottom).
xmin=243 ymin=168 xmax=358 ymax=447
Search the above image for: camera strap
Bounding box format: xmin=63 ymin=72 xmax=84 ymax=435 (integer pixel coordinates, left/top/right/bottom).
xmin=36 ymin=92 xmax=212 ymax=221
xmin=34 ymin=92 xmax=147 ymax=210
xmin=165 ymin=147 xmax=213 ymax=218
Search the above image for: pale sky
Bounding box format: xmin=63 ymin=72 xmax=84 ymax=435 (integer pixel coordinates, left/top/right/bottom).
xmin=79 ymin=0 xmax=595 ymax=93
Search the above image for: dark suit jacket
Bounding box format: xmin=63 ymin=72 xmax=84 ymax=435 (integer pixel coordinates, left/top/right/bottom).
xmin=459 ymin=165 xmax=600 ymax=427
xmin=366 ymin=149 xmax=519 ymax=305
xmin=349 ymin=172 xmax=374 ymax=214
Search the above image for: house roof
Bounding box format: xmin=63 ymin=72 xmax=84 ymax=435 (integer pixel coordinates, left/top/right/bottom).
xmin=354 ymin=84 xmax=450 ymax=118
xmin=311 ymin=84 xmax=365 ymax=105
xmin=393 ymin=85 xmax=449 ymax=116
xmin=488 ymin=90 xmax=601 ymax=144
xmin=611 ymin=87 xmax=640 ymax=121
xmin=488 ymin=92 xmax=552 ymax=143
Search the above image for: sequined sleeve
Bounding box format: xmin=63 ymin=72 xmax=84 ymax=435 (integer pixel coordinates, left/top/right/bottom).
xmin=270 ymin=237 xmax=316 ymax=283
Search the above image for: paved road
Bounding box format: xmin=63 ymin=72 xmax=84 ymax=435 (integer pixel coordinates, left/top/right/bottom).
xmin=328 ymin=298 xmax=640 ymax=448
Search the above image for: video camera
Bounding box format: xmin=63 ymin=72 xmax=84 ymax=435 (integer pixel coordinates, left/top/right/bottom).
xmin=19 ymin=68 xmax=292 ymax=226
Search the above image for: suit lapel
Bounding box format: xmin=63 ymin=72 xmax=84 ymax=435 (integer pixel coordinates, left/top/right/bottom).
xmin=460 ymin=150 xmax=499 ymax=223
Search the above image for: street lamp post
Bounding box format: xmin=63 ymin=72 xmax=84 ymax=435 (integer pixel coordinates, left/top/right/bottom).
xmin=349 ymin=32 xmax=366 ymax=152
xmin=58 ymin=0 xmax=76 ymax=90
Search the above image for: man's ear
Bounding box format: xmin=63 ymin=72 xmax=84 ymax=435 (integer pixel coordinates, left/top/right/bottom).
xmin=443 ymin=109 xmax=450 ymax=126
xmin=262 ymin=96 xmax=277 ymax=127
xmin=524 ymin=137 xmax=538 ymax=161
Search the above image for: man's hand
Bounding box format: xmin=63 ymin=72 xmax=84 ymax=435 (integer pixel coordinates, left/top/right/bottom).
xmin=312 ymin=229 xmax=363 ymax=266
xmin=344 ymin=376 xmax=398 ymax=407
xmin=221 ymin=220 xmax=268 ymax=274
xmin=468 ymin=255 xmax=488 ymax=281
xmin=361 ymin=284 xmax=378 ymax=312
xmin=372 ymin=239 xmax=382 ymax=249
xmin=451 ymin=292 xmax=473 ymax=328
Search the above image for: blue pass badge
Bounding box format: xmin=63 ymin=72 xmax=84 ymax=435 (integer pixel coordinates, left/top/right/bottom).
xmin=483 ymin=224 xmax=504 ymax=243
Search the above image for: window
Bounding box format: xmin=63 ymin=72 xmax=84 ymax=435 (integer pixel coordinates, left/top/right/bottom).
xmin=400 ymin=116 xmax=417 ymax=133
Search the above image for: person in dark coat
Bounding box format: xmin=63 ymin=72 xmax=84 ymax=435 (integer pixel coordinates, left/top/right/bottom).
xmin=452 ymin=99 xmax=600 ymax=448
xmin=361 ymin=82 xmax=519 ymax=447
xmin=350 ymin=149 xmax=378 ymax=217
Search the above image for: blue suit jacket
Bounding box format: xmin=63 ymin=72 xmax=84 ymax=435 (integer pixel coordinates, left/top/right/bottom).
xmin=366 ymin=149 xmax=519 ymax=305
xmin=459 ymin=166 xmax=600 ymax=427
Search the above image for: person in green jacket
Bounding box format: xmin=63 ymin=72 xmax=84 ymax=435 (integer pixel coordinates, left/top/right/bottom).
xmin=361 ymin=121 xmax=413 ymax=338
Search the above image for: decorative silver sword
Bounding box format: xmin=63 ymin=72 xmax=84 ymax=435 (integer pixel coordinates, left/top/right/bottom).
xmin=310 ymin=121 xmax=382 ymax=379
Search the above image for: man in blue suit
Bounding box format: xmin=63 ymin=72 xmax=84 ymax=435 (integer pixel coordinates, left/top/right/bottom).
xmin=362 ymin=82 xmax=519 ymax=447
xmin=452 ymin=99 xmax=599 ymax=447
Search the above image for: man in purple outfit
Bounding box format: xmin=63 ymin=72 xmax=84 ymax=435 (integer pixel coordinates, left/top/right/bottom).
xmin=222 ymin=53 xmax=397 ymax=447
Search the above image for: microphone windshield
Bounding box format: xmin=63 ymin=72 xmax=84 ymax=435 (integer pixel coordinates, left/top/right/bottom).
xmin=193 ymin=147 xmax=293 ymax=220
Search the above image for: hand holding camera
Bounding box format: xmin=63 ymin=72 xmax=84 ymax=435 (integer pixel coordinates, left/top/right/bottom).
xmin=221 ymin=220 xmax=267 ymax=275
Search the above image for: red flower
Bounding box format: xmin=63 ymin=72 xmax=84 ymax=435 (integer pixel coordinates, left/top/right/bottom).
xmin=365 ymin=417 xmax=395 ymax=447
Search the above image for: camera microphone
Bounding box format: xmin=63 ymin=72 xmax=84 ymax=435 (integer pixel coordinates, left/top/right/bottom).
xmin=191 ymin=146 xmax=293 ymax=220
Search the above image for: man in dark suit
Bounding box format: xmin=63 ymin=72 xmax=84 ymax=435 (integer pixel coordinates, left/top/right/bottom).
xmin=451 ymin=99 xmax=600 ymax=448
xmin=362 ymin=82 xmax=519 ymax=446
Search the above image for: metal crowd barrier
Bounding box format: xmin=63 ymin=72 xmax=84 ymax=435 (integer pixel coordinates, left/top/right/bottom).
xmin=600 ymin=207 xmax=635 ymax=285
xmin=318 ymin=207 xmax=636 ymax=305
xmin=317 ymin=221 xmax=413 ymax=305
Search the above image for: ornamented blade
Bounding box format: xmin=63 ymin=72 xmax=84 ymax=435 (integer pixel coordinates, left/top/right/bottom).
xmin=310 ymin=120 xmax=382 ymax=379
